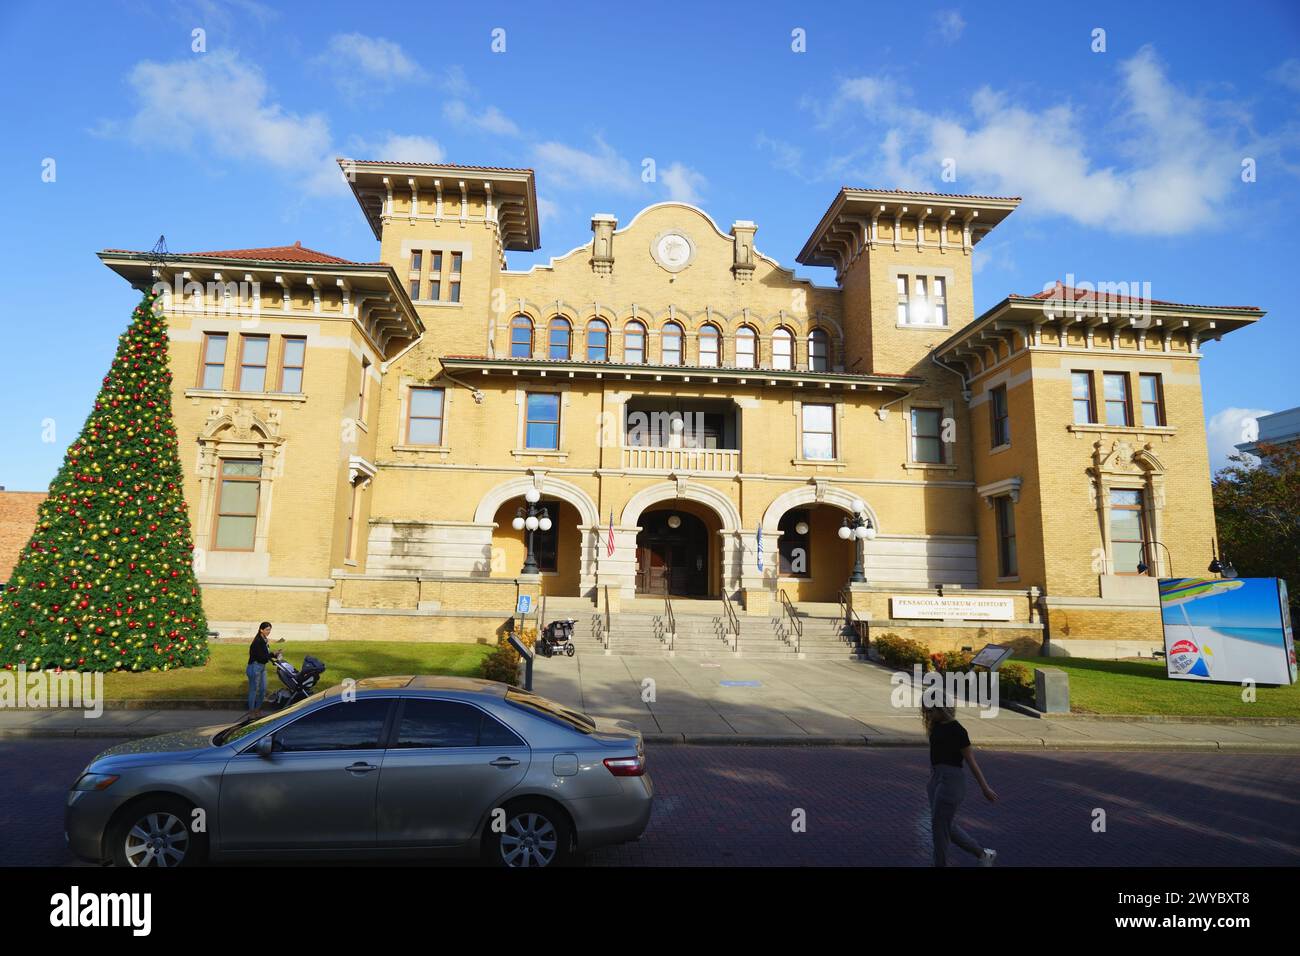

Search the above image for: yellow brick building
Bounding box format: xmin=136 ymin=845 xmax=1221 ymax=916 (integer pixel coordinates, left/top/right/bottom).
xmin=98 ymin=161 xmax=1263 ymax=658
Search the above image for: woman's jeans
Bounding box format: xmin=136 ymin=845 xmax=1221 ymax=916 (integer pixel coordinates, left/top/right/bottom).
xmin=246 ymin=662 xmax=266 ymax=711
xmin=927 ymin=764 xmax=984 ymax=867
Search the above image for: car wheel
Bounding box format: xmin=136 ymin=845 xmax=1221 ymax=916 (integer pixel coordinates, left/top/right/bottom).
xmin=485 ymin=801 xmax=573 ymax=868
xmin=109 ymin=798 xmax=207 ymax=868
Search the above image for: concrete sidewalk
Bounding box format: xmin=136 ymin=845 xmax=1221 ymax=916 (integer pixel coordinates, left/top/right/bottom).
xmin=1 ymin=652 xmax=1296 ymax=752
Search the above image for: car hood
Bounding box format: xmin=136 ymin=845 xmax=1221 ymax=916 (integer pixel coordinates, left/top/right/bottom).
xmin=91 ymin=725 xmax=228 ymax=763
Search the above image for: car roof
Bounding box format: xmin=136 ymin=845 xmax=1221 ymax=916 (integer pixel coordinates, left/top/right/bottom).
xmin=323 ymin=675 xmax=511 ymax=698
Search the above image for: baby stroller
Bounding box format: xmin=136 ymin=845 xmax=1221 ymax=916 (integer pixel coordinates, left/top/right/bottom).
xmin=266 ymin=654 xmax=327 ymax=710
xmin=538 ymin=619 xmax=576 ymax=658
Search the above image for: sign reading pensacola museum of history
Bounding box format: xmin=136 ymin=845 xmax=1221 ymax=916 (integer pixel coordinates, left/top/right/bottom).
xmin=890 ymin=595 xmax=1016 ymax=621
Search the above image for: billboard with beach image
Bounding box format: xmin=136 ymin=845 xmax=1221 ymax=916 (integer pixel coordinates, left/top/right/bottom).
xmin=1159 ymin=578 xmax=1296 ymax=685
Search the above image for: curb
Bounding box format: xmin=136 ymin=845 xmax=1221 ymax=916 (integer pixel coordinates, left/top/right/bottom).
xmin=5 ymin=727 xmax=1297 ymax=752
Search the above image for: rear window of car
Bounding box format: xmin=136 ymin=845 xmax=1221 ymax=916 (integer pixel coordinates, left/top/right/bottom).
xmin=504 ymin=689 xmax=596 ymax=734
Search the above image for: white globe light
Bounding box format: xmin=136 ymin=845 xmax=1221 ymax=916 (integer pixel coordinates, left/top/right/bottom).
xmin=525 ymin=516 xmax=539 ymax=531
xmin=863 ymin=524 xmax=878 ymax=540
xmin=837 ymin=525 xmax=851 ymax=540
xmin=851 ymin=499 xmax=866 ymax=515
xmin=795 ymin=521 xmax=809 ymax=536
xmin=667 ymin=514 xmax=682 ymax=529
xmin=539 ymin=517 xmax=553 ymax=532
xmin=511 ymin=517 xmax=525 ymax=531
xmin=524 ymin=489 xmax=541 ymax=503
xmin=671 ymin=416 xmax=684 ymax=432
xmin=854 ymin=525 xmax=869 ymax=540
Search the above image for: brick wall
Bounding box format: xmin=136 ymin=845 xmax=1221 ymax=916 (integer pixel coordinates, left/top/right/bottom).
xmin=0 ymin=491 xmax=46 ymax=583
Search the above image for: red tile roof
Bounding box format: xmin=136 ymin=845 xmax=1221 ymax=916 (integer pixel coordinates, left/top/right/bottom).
xmin=1016 ymin=282 xmax=1261 ymax=312
xmin=101 ymin=241 xmax=388 ymax=266
xmin=844 ymin=187 xmax=1022 ymax=202
xmin=342 ymin=159 xmax=534 ymax=173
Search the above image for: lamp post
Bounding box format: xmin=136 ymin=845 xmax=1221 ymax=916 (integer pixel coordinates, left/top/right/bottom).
xmin=1136 ymin=540 xmax=1173 ymax=578
xmin=511 ymin=489 xmax=552 ymax=575
xmin=1207 ymin=539 xmax=1238 ymax=579
xmin=837 ymin=498 xmax=877 ymax=584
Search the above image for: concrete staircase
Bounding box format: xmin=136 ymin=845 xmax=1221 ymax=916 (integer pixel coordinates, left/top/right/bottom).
xmin=539 ymin=596 xmax=863 ymax=661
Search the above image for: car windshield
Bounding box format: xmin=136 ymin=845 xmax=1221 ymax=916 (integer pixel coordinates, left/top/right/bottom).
xmin=212 ymin=692 xmax=324 ymax=746
xmin=504 ymin=688 xmax=596 ymax=734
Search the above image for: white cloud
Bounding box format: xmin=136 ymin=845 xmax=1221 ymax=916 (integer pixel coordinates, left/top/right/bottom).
xmin=532 ymin=137 xmax=639 ymax=192
xmin=755 ymin=133 xmax=804 ymax=177
xmin=1271 ymin=58 xmax=1300 ymax=93
xmin=126 ymin=51 xmax=335 ymax=189
xmin=351 ymin=133 xmax=444 ymax=163
xmin=660 ymin=162 xmax=707 ymax=203
xmin=323 ymin=33 xmax=426 ymax=94
xmin=934 ymin=9 xmax=966 ymax=43
xmin=819 ymin=46 xmax=1260 ymax=236
xmin=1206 ymin=407 xmax=1273 ymax=472
xmin=443 ymin=100 xmax=520 ymax=137
xmin=535 ymin=195 xmax=560 ymax=225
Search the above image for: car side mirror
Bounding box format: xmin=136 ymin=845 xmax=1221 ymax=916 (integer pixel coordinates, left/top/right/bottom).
xmin=255 ymin=736 xmax=274 ymax=759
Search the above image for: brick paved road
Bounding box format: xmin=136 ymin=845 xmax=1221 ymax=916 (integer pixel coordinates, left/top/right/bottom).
xmin=5 ymin=738 xmax=1297 ymax=866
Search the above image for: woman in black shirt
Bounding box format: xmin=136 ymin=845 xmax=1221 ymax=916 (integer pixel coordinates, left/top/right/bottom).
xmin=922 ymin=699 xmax=998 ymax=866
xmin=246 ymin=622 xmax=275 ymax=712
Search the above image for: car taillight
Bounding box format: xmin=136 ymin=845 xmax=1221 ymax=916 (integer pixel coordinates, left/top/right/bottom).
xmin=603 ymin=755 xmax=646 ymax=777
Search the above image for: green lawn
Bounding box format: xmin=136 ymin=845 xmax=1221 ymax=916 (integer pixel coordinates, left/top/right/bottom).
xmin=1015 ymin=655 xmax=1300 ymax=718
xmin=101 ymin=641 xmax=494 ymax=702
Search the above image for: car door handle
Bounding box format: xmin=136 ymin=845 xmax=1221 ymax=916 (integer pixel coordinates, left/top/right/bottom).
xmin=489 ymin=757 xmax=520 ymax=768
xmin=345 ymin=762 xmax=379 ymax=774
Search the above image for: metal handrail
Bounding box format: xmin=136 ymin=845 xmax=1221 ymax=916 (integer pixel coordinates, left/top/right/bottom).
xmin=777 ymin=588 xmax=802 ymax=655
xmin=538 ymin=594 xmax=546 ymax=638
xmin=720 ymin=589 xmax=741 ymax=652
xmin=839 ymin=588 xmax=865 ymax=652
xmin=662 ymin=580 xmax=676 ymax=652
xmin=602 ymin=585 xmax=612 ymax=651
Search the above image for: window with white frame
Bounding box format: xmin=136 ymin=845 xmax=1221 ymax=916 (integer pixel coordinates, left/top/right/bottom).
xmin=801 ymin=403 xmax=835 ymax=460
xmin=699 ymin=324 xmax=720 ymax=367
xmin=808 ymin=328 xmax=830 ymax=371
xmin=735 ymin=326 xmax=756 ymax=368
xmin=910 ymin=407 xmax=944 ymax=463
xmin=772 ymin=328 xmax=793 ymax=370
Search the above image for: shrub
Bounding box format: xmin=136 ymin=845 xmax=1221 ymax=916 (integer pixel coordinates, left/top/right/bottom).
xmin=934 ymin=649 xmax=974 ymax=673
xmin=873 ymin=632 xmax=932 ymax=670
xmin=480 ymin=626 xmax=537 ymax=684
xmin=997 ymin=662 xmax=1035 ymax=702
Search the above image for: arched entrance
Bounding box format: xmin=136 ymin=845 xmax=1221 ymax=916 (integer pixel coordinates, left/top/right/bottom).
xmin=489 ymin=497 xmax=582 ymax=596
xmin=635 ymin=503 xmax=719 ymax=597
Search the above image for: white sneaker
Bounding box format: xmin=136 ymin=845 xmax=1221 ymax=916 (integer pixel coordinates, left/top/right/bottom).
xmin=978 ymin=848 xmax=997 ymax=867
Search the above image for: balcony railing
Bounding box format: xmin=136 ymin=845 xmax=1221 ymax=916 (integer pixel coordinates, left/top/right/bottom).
xmin=622 ymin=445 xmax=739 ymax=473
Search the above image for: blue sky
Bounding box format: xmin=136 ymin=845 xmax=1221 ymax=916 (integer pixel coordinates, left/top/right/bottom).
xmin=1 ymin=0 xmax=1297 ymax=491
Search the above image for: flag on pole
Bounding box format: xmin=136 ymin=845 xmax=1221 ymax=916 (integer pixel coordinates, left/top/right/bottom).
xmin=606 ymin=510 xmax=615 ymax=557
xmin=756 ymin=524 xmax=764 ymax=572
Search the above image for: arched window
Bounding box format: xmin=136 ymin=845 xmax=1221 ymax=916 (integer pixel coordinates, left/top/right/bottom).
xmin=808 ymin=328 xmax=830 ymax=372
xmin=548 ymin=317 xmax=571 ymax=361
xmin=586 ymin=319 xmax=609 ymax=362
xmin=624 ymin=320 xmax=646 ymax=364
xmin=662 ymin=322 xmax=683 ymax=365
xmin=772 ymin=327 xmax=793 ymax=370
xmin=509 ymin=315 xmax=533 ymax=359
xmin=698 ymin=324 xmax=720 ymax=367
xmin=735 ymin=325 xmax=757 ymax=369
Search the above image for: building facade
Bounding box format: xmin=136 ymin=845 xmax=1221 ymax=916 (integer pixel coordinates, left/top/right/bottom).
xmin=99 ymin=161 xmax=1263 ymax=658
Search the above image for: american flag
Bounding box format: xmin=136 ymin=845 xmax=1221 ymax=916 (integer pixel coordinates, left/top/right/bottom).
xmin=606 ymin=510 xmax=615 ymax=557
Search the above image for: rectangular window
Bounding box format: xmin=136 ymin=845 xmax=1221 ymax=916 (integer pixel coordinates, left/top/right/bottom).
xmin=409 ymin=278 xmax=421 ymax=299
xmin=214 ymin=459 xmax=260 ymax=551
xmin=358 ymin=357 xmax=371 ymax=424
xmin=932 ymin=276 xmax=947 ymax=326
xmin=911 ymin=276 xmax=929 ymax=324
xmin=279 ymin=337 xmax=306 ymax=393
xmin=1103 ymin=372 xmax=1132 ymax=426
xmin=801 ymin=403 xmax=835 ymax=460
xmin=406 ymin=387 xmax=444 ymax=445
xmin=200 ymin=333 xmax=227 ymax=390
xmin=1110 ymin=489 xmax=1147 ymax=574
xmin=896 ymin=275 xmax=909 ymax=324
xmin=428 ymin=251 xmax=443 ymax=301
xmin=1071 ymin=370 xmax=1097 ymax=424
xmin=1139 ymin=373 xmax=1165 ymax=426
xmin=910 ymin=407 xmax=944 ymax=463
xmin=448 ymin=252 xmax=462 ymax=303
xmin=996 ymin=496 xmax=1017 ymax=577
xmin=345 ymin=480 xmax=362 ymax=561
xmin=989 ymin=384 xmax=1010 ymax=448
xmin=237 ymin=335 xmax=269 ymax=392
xmin=410 ymin=251 xmax=422 ymax=273
xmin=525 ymin=393 xmax=560 ymax=450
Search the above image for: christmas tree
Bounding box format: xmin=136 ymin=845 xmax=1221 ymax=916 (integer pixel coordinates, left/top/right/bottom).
xmin=0 ymin=290 xmax=210 ymax=672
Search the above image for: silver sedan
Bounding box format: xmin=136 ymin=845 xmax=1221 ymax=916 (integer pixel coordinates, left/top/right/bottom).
xmin=65 ymin=676 xmax=653 ymax=867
